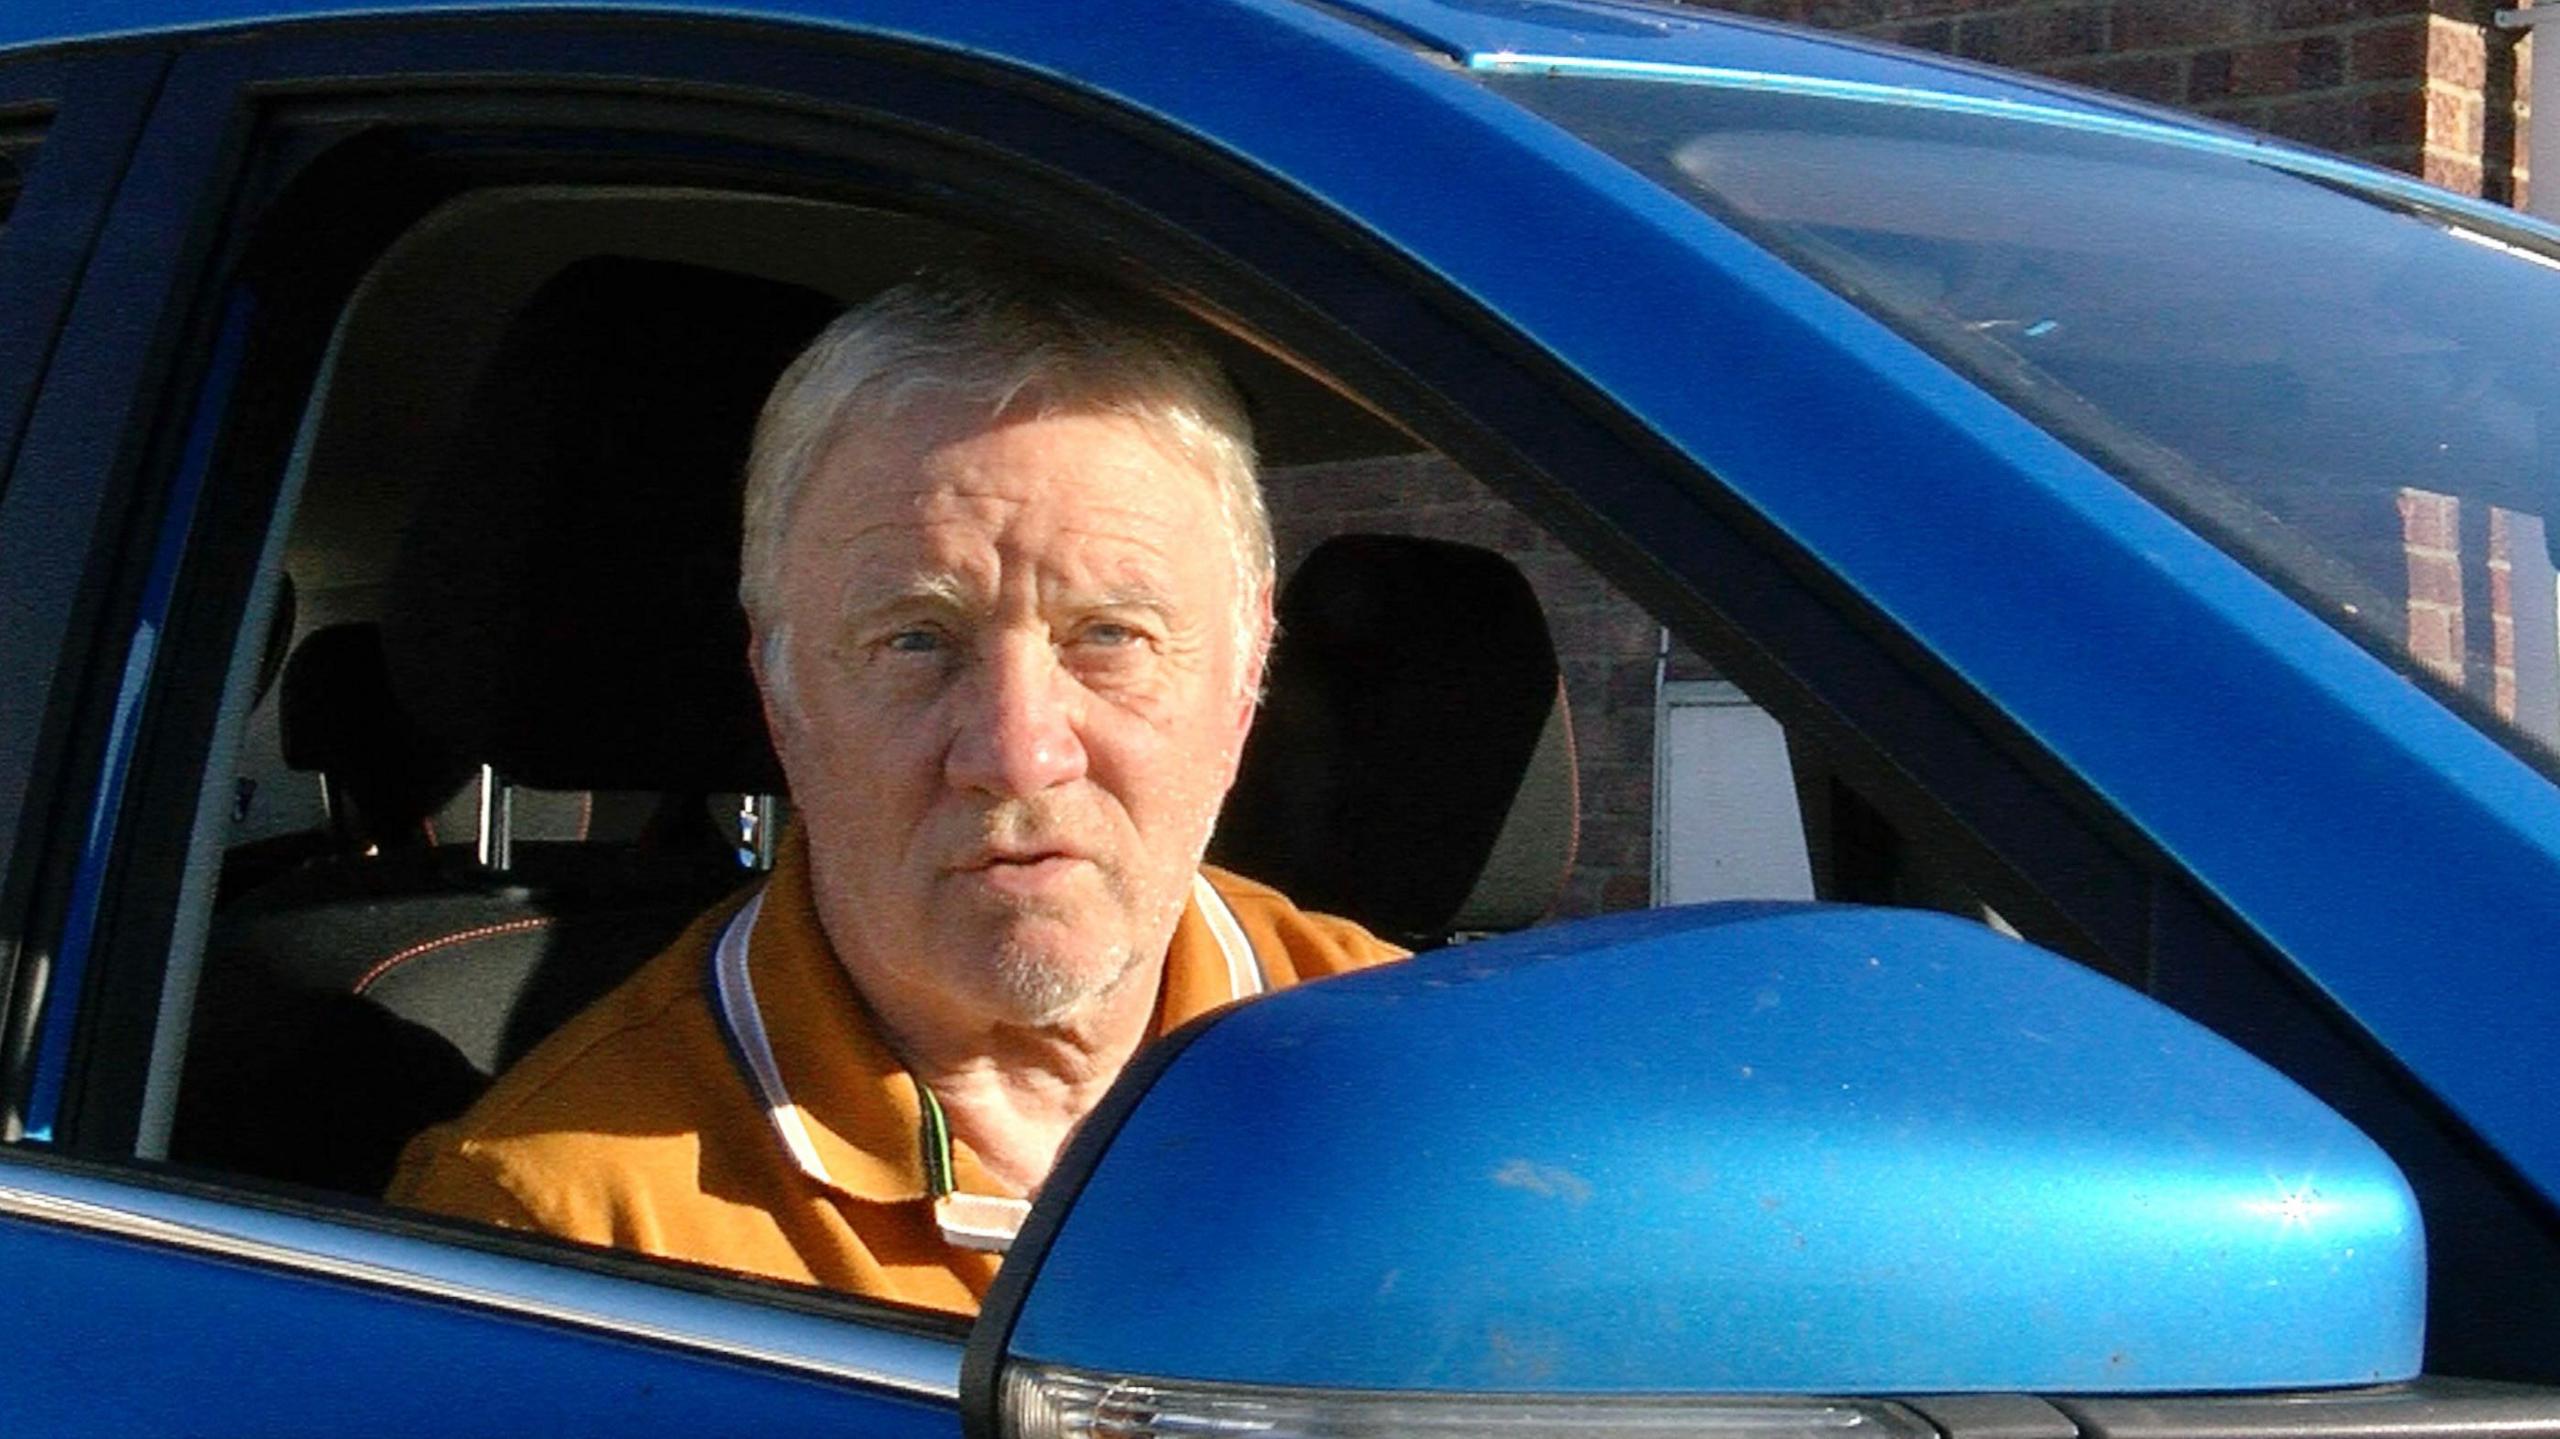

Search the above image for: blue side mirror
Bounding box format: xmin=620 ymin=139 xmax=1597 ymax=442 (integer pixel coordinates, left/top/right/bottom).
xmin=968 ymin=904 xmax=2421 ymax=1431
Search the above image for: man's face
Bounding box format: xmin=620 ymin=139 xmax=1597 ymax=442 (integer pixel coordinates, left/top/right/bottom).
xmin=756 ymin=391 xmax=1265 ymax=1030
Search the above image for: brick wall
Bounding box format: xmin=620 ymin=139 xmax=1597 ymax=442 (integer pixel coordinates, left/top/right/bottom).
xmin=1698 ymin=1 xmax=2528 ymax=200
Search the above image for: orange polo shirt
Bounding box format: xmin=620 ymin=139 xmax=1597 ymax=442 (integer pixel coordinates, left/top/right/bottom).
xmin=386 ymin=831 xmax=1400 ymax=1317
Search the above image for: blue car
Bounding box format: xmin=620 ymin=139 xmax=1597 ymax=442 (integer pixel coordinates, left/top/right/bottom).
xmin=4 ymin=0 xmax=2559 ymax=1432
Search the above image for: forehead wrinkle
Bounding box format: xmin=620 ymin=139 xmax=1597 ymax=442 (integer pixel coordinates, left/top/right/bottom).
xmin=805 ymin=432 xmax=1228 ymax=626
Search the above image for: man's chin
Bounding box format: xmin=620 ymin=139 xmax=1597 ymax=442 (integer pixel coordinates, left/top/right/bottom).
xmin=973 ymin=929 xmax=1145 ymax=1029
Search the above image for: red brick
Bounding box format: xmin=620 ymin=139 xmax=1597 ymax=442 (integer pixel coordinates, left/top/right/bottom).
xmin=2428 ymin=84 xmax=2486 ymax=150
xmin=2363 ymin=85 xmax=2428 ymax=144
xmin=1579 ymin=761 xmax=1654 ymax=817
xmin=2262 ymin=91 xmax=2383 ymax=149
xmin=2406 ymin=605 xmax=2464 ymax=681
xmin=1882 ymin=0 xmax=2024 ymax=16
xmin=2189 ymin=46 xmax=2236 ymax=100
xmin=1599 ymin=872 xmax=1653 ymax=912
xmin=2424 ymin=14 xmax=2488 ymax=91
xmin=2398 ymin=487 xmax=2460 ymax=549
xmin=2233 ymin=39 xmax=2309 ymax=97
xmin=2255 ymin=90 xmax=2342 ymax=146
xmin=1592 ymin=701 xmax=1656 ymax=761
xmin=1607 ymin=658 xmax=1658 ymax=710
xmin=2424 ymin=150 xmax=2486 ymax=194
xmin=2352 ymin=20 xmax=2428 ymax=81
xmin=2204 ymin=37 xmax=2328 ymax=97
xmin=2302 ymin=31 xmax=2348 ymax=85
xmin=1954 ymin=4 xmax=2105 ymax=65
xmin=2406 ymin=552 xmax=2465 ymax=607
xmin=2201 ymin=97 xmax=2276 ymax=127
xmin=1882 ymin=18 xmax=1955 ymax=50
xmin=1799 ymin=0 xmax=1896 ymax=24
xmin=2115 ymin=2 xmax=2259 ymax=50
xmin=1546 ymin=604 xmax=1664 ymax=658
xmin=1577 ymin=823 xmax=1651 ymax=869
xmin=2430 ymin=141 xmax=2488 ymax=187
xmin=2268 ymin=0 xmax=2425 ymax=25
xmin=2048 ymin=52 xmax=2188 ymax=104
xmin=2353 ymin=141 xmax=2427 ymax=175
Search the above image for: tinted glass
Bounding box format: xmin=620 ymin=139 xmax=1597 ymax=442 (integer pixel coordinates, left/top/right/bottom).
xmin=0 ymin=118 xmax=40 ymax=242
xmin=1493 ymin=74 xmax=2560 ymax=769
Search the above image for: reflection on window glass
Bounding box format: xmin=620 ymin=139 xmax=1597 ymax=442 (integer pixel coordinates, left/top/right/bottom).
xmin=0 ymin=118 xmax=42 ymax=242
xmin=1492 ymin=75 xmax=2560 ymax=770
xmin=0 ymin=117 xmax=48 ymax=259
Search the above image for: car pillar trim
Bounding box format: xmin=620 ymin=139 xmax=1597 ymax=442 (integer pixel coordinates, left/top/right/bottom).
xmin=0 ymin=1176 xmax=962 ymax=1399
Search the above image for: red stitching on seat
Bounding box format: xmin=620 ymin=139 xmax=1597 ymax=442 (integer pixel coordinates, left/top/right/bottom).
xmin=353 ymin=916 xmax=556 ymax=994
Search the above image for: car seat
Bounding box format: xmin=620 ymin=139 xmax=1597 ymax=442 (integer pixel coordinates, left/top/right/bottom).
xmin=172 ymin=257 xmax=837 ymax=1194
xmin=1210 ymin=532 xmax=1580 ymax=947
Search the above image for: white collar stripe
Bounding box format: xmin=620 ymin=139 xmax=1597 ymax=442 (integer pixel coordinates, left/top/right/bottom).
xmin=709 ymin=892 xmax=836 ymax=1190
xmin=1192 ymin=873 xmax=1266 ymax=1000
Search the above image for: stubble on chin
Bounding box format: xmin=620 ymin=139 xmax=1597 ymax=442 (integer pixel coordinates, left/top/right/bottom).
xmin=981 ymin=931 xmax=1142 ymax=1028
xmin=965 ymin=854 xmax=1208 ymax=1029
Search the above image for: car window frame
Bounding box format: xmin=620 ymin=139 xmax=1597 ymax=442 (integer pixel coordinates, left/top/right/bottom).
xmin=25 ymin=9 xmax=2131 ymax=1138
xmin=0 ymin=42 xmax=180 ymax=1145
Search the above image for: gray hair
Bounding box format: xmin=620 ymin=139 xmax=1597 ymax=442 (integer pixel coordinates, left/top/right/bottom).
xmin=740 ymin=268 xmax=1273 ymax=688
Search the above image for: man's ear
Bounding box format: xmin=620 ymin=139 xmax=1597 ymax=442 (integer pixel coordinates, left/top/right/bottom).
xmin=1235 ymin=579 xmax=1276 ymax=732
xmin=748 ymin=620 xmax=793 ymax=749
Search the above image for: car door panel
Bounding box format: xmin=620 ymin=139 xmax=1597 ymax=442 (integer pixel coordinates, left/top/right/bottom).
xmin=0 ymin=1152 xmax=967 ymax=1433
xmin=4 ymin=0 xmax=2554 ymax=1415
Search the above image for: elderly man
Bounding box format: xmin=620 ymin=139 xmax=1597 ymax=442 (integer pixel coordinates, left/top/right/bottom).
xmin=389 ymin=271 xmax=1401 ymax=1315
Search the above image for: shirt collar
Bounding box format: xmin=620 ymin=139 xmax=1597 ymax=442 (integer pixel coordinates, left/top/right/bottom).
xmin=709 ymin=832 xmax=1265 ymax=1207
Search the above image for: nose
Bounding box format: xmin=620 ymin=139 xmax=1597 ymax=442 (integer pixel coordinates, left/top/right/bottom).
xmin=944 ymin=634 xmax=1089 ymax=797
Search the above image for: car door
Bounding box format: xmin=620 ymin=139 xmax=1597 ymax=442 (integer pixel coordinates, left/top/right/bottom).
xmin=3 ymin=1 xmax=2556 ymax=1428
xmin=0 ymin=18 xmax=999 ymax=1435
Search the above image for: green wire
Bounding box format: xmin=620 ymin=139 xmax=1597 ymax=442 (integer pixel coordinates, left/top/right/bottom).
xmin=916 ymin=1082 xmax=956 ymax=1199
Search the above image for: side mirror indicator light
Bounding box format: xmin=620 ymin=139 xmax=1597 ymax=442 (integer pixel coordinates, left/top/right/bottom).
xmin=1003 ymin=1362 xmax=1939 ymax=1439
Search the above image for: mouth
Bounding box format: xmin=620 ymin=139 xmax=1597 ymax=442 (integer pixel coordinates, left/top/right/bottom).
xmin=955 ymin=845 xmax=1094 ymax=896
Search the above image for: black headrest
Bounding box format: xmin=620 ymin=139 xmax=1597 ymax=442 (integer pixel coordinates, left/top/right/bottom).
xmin=1210 ymin=534 xmax=1579 ymax=946
xmin=279 ymin=622 xmax=471 ymax=844
xmin=386 ymin=257 xmax=839 ymax=794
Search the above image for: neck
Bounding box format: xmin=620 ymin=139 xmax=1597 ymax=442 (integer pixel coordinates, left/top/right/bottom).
xmin=847 ymin=953 xmax=1166 ymax=1199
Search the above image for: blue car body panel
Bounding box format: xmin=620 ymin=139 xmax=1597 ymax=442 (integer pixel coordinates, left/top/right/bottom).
xmin=5 ymin=0 xmax=2550 ymax=1211
xmin=0 ymin=1159 xmax=967 ymax=1433
xmin=0 ymin=0 xmax=2550 ymax=1416
xmin=1012 ymin=905 xmax=2425 ymax=1393
xmin=0 ymin=1222 xmax=955 ymax=1434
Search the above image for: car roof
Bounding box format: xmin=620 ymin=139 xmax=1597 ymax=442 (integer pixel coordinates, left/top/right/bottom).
xmin=0 ymin=0 xmax=2219 ymax=135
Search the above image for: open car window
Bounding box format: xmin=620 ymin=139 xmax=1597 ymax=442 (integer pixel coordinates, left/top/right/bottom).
xmin=172 ymin=177 xmax=1982 ymax=1220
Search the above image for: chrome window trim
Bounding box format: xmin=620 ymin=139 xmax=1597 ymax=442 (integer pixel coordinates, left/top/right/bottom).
xmin=0 ymin=1156 xmax=963 ymax=1400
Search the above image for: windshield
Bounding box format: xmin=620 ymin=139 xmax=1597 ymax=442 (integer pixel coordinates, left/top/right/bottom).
xmin=1488 ymin=69 xmax=2560 ymax=770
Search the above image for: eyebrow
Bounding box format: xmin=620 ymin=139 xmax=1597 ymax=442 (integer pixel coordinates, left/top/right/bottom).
xmin=845 ymin=571 xmax=972 ymax=621
xmin=1083 ymin=581 xmax=1180 ymax=613
xmin=840 ymin=573 xmax=1187 ymax=626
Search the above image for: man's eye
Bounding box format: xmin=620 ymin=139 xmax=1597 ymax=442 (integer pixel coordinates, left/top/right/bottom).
xmin=1080 ymin=622 xmax=1140 ymax=647
xmin=884 ymin=627 xmax=946 ymax=655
